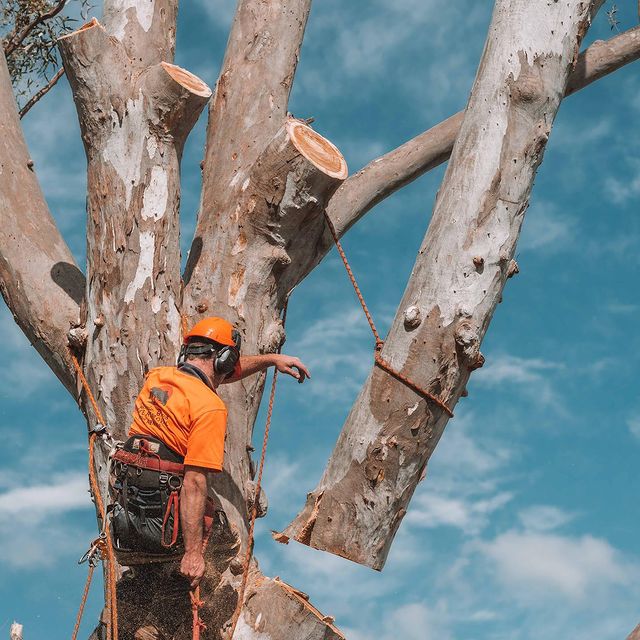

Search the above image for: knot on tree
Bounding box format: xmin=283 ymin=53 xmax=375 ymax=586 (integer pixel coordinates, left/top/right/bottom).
xmin=403 ymin=305 xmax=422 ymax=330
xmin=246 ymin=480 xmax=268 ymax=518
xmin=454 ymin=318 xmax=485 ymax=371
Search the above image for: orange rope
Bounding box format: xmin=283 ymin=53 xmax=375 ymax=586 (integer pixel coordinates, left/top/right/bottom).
xmin=228 ymin=302 xmax=288 ymax=637
xmin=71 ymin=562 xmax=96 ymax=640
xmin=322 ymin=212 xmax=453 ymax=418
xmin=69 ymin=351 xmax=119 ymax=640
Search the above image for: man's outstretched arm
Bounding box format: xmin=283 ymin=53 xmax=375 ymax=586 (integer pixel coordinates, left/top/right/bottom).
xmin=179 ymin=466 xmax=208 ymax=588
xmin=223 ymin=354 xmax=311 ymax=384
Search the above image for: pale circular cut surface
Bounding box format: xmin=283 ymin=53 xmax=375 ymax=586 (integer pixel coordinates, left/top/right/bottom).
xmin=287 ymin=119 xmax=348 ymax=179
xmin=161 ymin=62 xmax=212 ymax=98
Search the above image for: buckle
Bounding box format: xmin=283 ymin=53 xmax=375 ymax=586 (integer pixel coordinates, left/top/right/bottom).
xmin=159 ymin=472 xmax=169 ymax=485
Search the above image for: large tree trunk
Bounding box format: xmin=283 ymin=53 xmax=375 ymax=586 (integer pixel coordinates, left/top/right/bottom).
xmin=281 ymin=0 xmax=604 ymax=570
xmin=2 ymin=0 xmax=638 ymax=637
xmin=55 ymin=2 xmax=346 ymax=638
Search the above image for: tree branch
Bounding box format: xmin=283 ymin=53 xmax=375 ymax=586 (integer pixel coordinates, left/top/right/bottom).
xmin=0 ymin=48 xmax=82 ymax=396
xmin=325 ymin=25 xmax=640 ymax=244
xmin=281 ymin=0 xmax=604 ymax=570
xmin=19 ymin=66 xmax=64 ymax=117
xmin=3 ymin=0 xmax=67 ymax=57
xmin=183 ymin=0 xmax=312 ymax=293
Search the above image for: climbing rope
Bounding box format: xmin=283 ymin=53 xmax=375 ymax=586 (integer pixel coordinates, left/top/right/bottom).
xmin=322 ymin=212 xmax=453 ymax=418
xmin=68 ymin=351 xmax=119 ymax=640
xmin=228 ymin=302 xmax=288 ymax=637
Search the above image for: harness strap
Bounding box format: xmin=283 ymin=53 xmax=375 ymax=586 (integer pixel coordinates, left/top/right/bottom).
xmin=112 ymin=449 xmax=185 ymax=475
xmin=161 ymin=491 xmax=180 ymax=548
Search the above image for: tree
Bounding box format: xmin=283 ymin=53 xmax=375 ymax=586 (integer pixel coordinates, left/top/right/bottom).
xmin=1 ymin=0 xmax=639 ymax=638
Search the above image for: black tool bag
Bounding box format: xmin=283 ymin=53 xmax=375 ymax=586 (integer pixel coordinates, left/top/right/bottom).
xmin=109 ymin=435 xmax=185 ymax=557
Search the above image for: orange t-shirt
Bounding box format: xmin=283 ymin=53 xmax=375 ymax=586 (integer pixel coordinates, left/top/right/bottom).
xmin=129 ymin=366 xmax=227 ymax=470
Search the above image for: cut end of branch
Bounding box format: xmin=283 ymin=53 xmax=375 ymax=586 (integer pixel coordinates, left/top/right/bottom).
xmin=160 ymin=62 xmax=212 ymax=98
xmin=287 ymin=118 xmax=348 ymax=180
xmin=57 ymin=17 xmax=102 ymax=41
xmin=271 ymin=530 xmax=290 ymax=544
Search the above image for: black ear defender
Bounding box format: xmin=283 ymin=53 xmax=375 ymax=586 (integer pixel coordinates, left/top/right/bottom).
xmin=213 ymin=330 xmax=242 ymax=377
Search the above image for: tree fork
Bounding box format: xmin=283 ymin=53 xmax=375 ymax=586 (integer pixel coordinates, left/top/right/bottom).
xmin=281 ymin=0 xmax=604 ymax=571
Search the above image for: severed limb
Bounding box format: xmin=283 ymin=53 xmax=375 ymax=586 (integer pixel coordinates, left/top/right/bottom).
xmin=281 ymin=0 xmax=604 ymax=571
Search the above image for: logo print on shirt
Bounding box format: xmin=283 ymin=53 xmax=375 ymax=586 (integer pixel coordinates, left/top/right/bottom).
xmin=150 ymin=386 xmax=171 ymax=405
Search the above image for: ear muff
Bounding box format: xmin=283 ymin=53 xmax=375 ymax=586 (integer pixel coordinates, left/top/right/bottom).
xmin=213 ymin=330 xmax=241 ymax=377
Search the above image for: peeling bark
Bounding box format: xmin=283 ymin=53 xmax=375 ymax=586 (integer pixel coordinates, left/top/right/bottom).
xmin=0 ymin=49 xmax=81 ymax=395
xmin=231 ymin=576 xmax=344 ymax=640
xmin=282 ymin=0 xmax=604 ymax=570
xmin=59 ymin=17 xmax=210 ymax=432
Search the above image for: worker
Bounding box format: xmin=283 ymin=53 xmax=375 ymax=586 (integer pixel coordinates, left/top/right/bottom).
xmin=109 ymin=317 xmax=310 ymax=588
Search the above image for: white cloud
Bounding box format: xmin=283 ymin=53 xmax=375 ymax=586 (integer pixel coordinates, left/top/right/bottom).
xmin=520 ymin=200 xmax=577 ymax=252
xmin=478 ymin=530 xmax=632 ymax=602
xmin=0 ymin=474 xmax=90 ymax=520
xmin=405 ymin=414 xmax=513 ymax=536
xmin=518 ymin=505 xmax=574 ymax=533
xmin=474 ymin=354 xmax=565 ymax=409
xmin=626 ymin=414 xmax=640 ymax=440
xmin=293 ymin=307 xmax=372 ymax=402
xmin=0 ymin=474 xmax=93 ymax=569
xmin=604 ymin=158 xmax=640 ymax=205
xmin=406 ymin=491 xmax=512 ymax=535
xmin=0 ymin=306 xmax=58 ymax=399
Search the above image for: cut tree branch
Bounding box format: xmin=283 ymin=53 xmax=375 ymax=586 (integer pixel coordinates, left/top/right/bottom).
xmin=19 ymin=66 xmax=64 ymax=117
xmin=281 ymin=0 xmax=604 ymax=570
xmin=0 ymin=48 xmax=81 ymax=396
xmin=184 ymin=0 xmax=312 ymax=293
xmin=323 ymin=25 xmax=640 ymax=246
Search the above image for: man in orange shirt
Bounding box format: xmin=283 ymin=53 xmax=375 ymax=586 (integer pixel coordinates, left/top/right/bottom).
xmin=110 ymin=317 xmax=310 ymax=588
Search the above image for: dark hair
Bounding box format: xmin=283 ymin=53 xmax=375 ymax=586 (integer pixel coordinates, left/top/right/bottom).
xmin=184 ymin=340 xmax=222 ymax=362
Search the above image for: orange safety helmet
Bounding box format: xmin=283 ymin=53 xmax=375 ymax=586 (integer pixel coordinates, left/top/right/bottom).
xmin=183 ymin=317 xmax=237 ymax=346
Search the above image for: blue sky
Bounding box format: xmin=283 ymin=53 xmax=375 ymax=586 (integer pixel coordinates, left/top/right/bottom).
xmin=1 ymin=1 xmax=639 ymax=639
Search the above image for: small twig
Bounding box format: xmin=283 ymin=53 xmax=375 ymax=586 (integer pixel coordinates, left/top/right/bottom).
xmin=606 ymin=3 xmax=621 ymax=32
xmin=4 ymin=0 xmax=68 ymax=57
xmin=19 ymin=67 xmax=65 ymax=117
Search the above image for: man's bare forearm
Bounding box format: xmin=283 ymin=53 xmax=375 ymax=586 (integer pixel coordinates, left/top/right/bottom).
xmin=223 ymin=354 xmax=311 ymax=384
xmin=180 ymin=467 xmax=208 ymax=553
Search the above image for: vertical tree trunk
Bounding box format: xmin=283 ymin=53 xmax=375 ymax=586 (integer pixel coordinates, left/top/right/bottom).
xmin=282 ymin=0 xmax=604 ymax=571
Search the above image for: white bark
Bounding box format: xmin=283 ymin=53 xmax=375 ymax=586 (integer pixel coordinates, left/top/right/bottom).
xmin=282 ymin=0 xmax=604 ymax=570
xmin=59 ymin=17 xmax=211 ymax=432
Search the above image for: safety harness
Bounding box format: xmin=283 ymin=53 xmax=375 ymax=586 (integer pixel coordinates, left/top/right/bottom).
xmin=110 ymin=435 xmax=187 ymax=558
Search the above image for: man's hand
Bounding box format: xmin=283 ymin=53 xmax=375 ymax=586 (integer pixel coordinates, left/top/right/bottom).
xmin=272 ymin=354 xmax=311 ymax=383
xmin=180 ymin=550 xmax=205 ymax=588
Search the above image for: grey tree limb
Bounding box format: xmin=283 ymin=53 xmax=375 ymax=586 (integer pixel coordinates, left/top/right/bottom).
xmin=0 ymin=48 xmax=81 ymax=396
xmin=281 ymin=0 xmax=605 ymax=571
